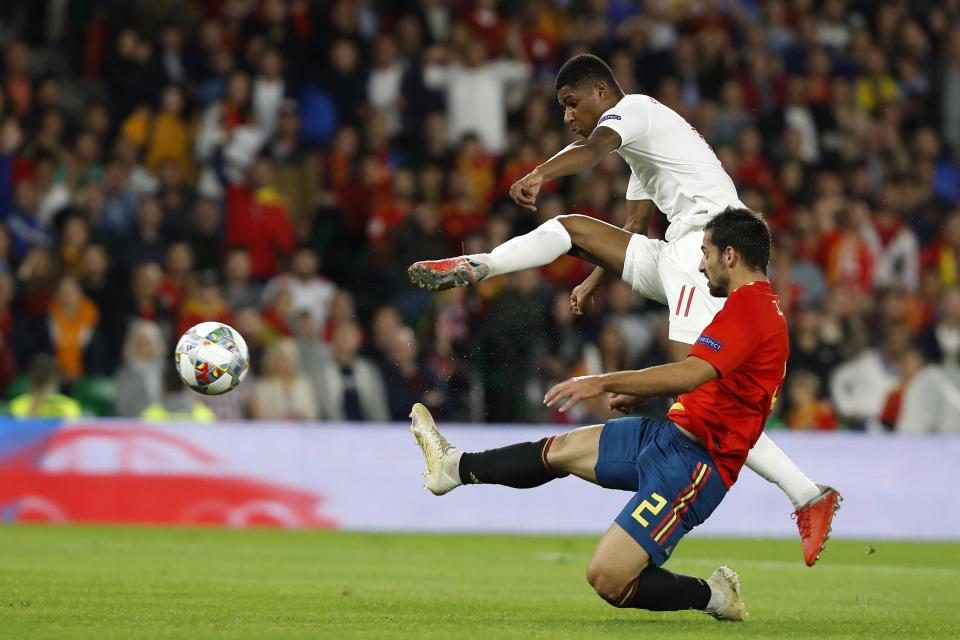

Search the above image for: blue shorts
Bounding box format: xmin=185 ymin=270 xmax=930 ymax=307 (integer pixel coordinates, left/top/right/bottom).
xmin=594 ymin=417 xmax=727 ymax=566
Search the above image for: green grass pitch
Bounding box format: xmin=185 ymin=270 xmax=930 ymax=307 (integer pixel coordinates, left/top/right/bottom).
xmin=1 ymin=526 xmax=958 ymax=639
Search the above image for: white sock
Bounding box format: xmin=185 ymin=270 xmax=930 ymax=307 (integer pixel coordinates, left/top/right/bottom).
xmin=705 ymin=582 xmax=726 ymax=612
xmin=745 ymin=432 xmax=820 ymax=508
xmin=450 ymin=449 xmax=464 ymax=486
xmin=473 ymin=217 xmax=573 ymax=277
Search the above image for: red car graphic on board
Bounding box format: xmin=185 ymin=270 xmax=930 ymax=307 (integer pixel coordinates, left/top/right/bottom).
xmin=0 ymin=426 xmax=338 ymax=528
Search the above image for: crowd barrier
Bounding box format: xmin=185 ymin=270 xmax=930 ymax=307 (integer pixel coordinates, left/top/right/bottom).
xmin=1 ymin=419 xmax=956 ymax=540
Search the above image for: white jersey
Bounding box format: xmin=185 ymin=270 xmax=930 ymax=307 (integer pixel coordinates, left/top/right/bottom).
xmin=597 ymin=94 xmax=745 ymax=241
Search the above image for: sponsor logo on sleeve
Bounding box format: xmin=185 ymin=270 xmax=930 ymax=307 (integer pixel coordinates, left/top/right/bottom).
xmin=696 ymin=335 xmax=723 ymax=351
xmin=597 ymin=114 xmax=622 ymax=124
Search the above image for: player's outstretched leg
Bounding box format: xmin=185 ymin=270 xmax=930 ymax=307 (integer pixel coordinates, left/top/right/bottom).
xmin=408 ymin=217 xmax=571 ymax=291
xmin=793 ymin=484 xmax=842 ymax=566
xmin=409 ymin=403 xmax=569 ymax=495
xmin=745 ymin=433 xmax=842 ymax=566
xmin=408 ymin=215 xmax=631 ymax=291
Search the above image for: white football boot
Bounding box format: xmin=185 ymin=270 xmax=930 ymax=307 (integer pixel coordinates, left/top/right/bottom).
xmin=409 ymin=403 xmax=462 ymax=495
xmin=704 ymin=565 xmax=749 ymax=621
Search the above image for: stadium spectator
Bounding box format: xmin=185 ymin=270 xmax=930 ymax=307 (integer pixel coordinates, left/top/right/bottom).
xmin=918 ymin=286 xmax=960 ymax=365
xmin=48 ymin=275 xmax=100 ymax=381
xmin=381 ymin=325 xmax=444 ymax=421
xmin=879 ymin=348 xmax=926 ymax=429
xmin=252 ymin=47 xmax=288 ymax=137
xmin=367 ymin=34 xmax=406 ymax=136
xmin=318 ymin=39 xmax=367 ymax=129
xmin=33 ymin=152 xmax=71 ymax=228
xmin=160 ymin=242 xmax=194 ymax=315
xmin=310 ymin=320 xmax=389 ymax=422
xmin=219 ymin=153 xmax=295 ymax=280
xmin=186 ymin=197 xmax=224 ymax=273
xmin=100 ymin=158 xmax=139 ymax=236
xmin=423 ymin=31 xmax=531 ymax=154
xmin=9 ymin=353 xmax=81 ymax=418
xmin=123 ymin=196 xmax=169 ymax=268
xmin=267 ymin=99 xmax=320 ymax=238
xmin=896 ymin=362 xmax=960 ymax=433
xmin=122 ymin=84 xmax=192 ymax=180
xmin=141 ymin=363 xmax=216 ymax=422
xmin=5 ymin=175 xmax=52 ymax=262
xmin=0 ymin=272 xmax=16 ymax=395
xmin=222 ymin=248 xmax=261 ymax=310
xmin=249 ymin=336 xmax=317 ymax=421
xmin=262 ymin=245 xmax=336 ymax=329
xmin=785 ymin=370 xmax=839 ymax=430
xmin=177 ymin=269 xmax=232 ymax=338
xmin=787 ymin=305 xmax=843 ymax=392
xmin=830 ymin=324 xmax=912 ymax=430
xmin=115 ymin=320 xmax=167 ymax=417
xmin=603 ymin=281 xmax=660 ymax=369
xmin=368 ymin=304 xmax=404 ymax=364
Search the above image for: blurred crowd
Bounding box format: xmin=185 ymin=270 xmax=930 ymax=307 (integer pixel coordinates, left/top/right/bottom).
xmin=2 ymin=0 xmax=960 ymax=432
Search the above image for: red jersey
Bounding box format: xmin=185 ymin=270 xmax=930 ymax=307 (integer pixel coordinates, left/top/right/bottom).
xmin=667 ymin=281 xmax=789 ymax=488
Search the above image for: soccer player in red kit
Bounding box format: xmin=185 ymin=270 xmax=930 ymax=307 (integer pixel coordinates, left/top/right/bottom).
xmin=410 ymin=208 xmax=790 ymax=621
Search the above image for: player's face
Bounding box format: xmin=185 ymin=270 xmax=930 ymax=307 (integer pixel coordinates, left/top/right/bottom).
xmin=557 ymin=83 xmax=609 ymax=138
xmin=700 ymin=232 xmax=730 ymax=297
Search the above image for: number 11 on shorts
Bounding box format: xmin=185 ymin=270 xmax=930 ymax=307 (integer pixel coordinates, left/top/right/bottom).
xmin=675 ymin=286 xmax=695 ymax=317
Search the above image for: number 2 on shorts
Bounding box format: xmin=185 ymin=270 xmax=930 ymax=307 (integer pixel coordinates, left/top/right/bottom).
xmin=631 ymin=492 xmax=667 ymax=527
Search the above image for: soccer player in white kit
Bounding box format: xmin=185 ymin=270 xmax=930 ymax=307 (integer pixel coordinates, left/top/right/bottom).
xmin=408 ymin=54 xmax=840 ymax=566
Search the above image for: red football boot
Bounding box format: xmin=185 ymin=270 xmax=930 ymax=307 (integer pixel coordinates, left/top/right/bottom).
xmin=407 ymin=256 xmax=490 ymax=291
xmin=793 ymin=484 xmax=842 ymax=567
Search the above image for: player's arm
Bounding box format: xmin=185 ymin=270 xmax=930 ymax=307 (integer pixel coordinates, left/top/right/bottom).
xmin=544 ymin=356 xmax=718 ymax=413
xmin=510 ymin=126 xmax=622 ymax=211
xmin=572 ymin=199 xmax=656 ymax=314
xmin=623 ymin=198 xmax=655 ymax=234
xmin=537 ymin=126 xmax=622 ymax=181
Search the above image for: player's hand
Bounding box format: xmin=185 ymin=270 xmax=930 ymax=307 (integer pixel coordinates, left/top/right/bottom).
xmin=544 ymin=375 xmax=606 ymax=413
xmin=509 ymin=170 xmax=544 ymax=212
xmin=570 ymin=280 xmax=597 ymax=315
xmin=608 ymin=393 xmax=643 ymax=414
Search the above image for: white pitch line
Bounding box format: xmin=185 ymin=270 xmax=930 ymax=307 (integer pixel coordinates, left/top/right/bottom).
xmin=533 ymin=552 xmax=960 ymax=578
xmin=680 ymin=557 xmax=960 ymax=578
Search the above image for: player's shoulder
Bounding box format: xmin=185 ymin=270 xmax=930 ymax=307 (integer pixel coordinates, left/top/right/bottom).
xmin=614 ymin=94 xmax=658 ymax=109
xmin=726 ymin=282 xmax=787 ymax=324
xmin=602 ymin=94 xmax=655 ymax=116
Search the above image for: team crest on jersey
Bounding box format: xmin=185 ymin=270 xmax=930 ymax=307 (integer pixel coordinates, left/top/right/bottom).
xmin=598 ymin=114 xmax=621 ymax=124
xmin=697 ymin=335 xmax=723 ymax=351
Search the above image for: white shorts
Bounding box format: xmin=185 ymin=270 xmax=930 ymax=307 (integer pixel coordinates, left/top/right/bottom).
xmin=621 ymin=229 xmax=725 ymax=344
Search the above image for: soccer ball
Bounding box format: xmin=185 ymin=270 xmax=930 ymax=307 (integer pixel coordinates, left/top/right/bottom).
xmin=175 ymin=322 xmax=250 ymax=395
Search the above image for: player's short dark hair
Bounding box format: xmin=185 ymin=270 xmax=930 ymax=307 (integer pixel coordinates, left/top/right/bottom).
xmin=704 ymin=207 xmax=771 ymax=272
xmin=555 ymin=54 xmax=619 ymax=92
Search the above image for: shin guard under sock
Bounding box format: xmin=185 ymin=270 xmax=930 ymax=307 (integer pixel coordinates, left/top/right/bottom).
xmin=458 ymin=436 xmax=567 ymax=488
xmin=615 ymin=566 xmax=711 ymax=611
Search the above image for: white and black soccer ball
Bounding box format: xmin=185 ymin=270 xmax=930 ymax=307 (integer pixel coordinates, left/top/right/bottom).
xmin=174 ymin=322 xmax=250 ymax=395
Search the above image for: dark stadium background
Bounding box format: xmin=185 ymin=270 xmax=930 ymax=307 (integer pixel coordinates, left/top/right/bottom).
xmin=1 ymin=0 xmax=959 ymax=431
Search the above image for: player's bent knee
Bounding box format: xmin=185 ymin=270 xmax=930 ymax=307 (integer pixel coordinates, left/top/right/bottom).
xmin=543 ymin=429 xmax=590 ymax=475
xmin=555 ymin=214 xmax=596 ymax=243
xmin=585 ymin=562 xmax=632 ymax=606
xmin=543 ymin=431 xmax=574 ymax=472
xmin=544 ymin=426 xmax=602 ymax=480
